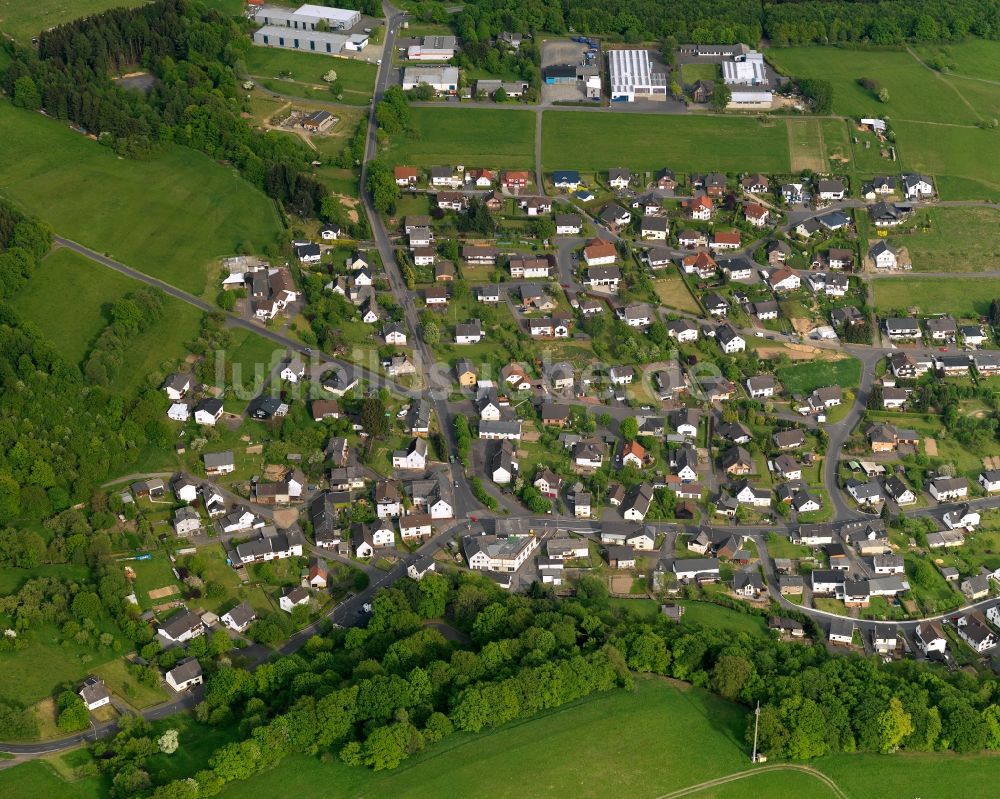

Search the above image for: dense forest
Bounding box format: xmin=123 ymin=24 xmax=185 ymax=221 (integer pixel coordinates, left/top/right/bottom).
xmin=448 ymin=0 xmax=1000 ymax=46
xmin=0 ymin=0 xmax=325 ymax=217
xmin=80 ymin=572 xmax=1000 ymax=798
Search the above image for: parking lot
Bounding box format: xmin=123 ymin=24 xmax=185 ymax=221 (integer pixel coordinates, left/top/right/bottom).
xmin=541 ymin=39 xmax=599 ymax=104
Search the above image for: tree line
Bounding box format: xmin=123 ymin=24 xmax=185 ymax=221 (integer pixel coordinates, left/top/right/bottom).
xmin=454 ymin=0 xmax=1000 ymax=46
xmin=0 ymin=0 xmax=327 ymax=218
xmin=88 ymin=569 xmax=1000 ymax=798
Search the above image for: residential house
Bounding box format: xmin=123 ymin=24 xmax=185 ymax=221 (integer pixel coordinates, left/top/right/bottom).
xmin=165 ymin=658 xmax=203 ymax=692
xmin=583 ymin=239 xmax=618 ymax=268
xmin=78 ymin=676 xmax=111 ymax=711
xmin=279 ymin=586 xmax=311 ymax=614
xmin=157 ymin=610 xmax=205 ymax=645
xmin=773 ymin=429 xmax=805 ymax=450
xmin=221 ymin=601 xmax=256 ymax=634
xmin=746 ymin=375 xmax=776 ymax=399
xmin=716 ymin=324 xmax=745 ymax=354
xmin=491 ymin=440 xmax=518 ymax=485
xmin=916 ymin=621 xmax=947 ymax=656
xmin=399 ymin=514 xmax=433 ymax=540
xmin=687 ymin=195 xmax=713 ymax=220
xmin=677 ymin=229 xmax=709 ymax=249
xmin=392 ymin=438 xmax=428 ymax=470
xmin=871 ymin=241 xmax=898 ymax=270
xmin=744 ymin=202 xmax=769 ymax=228
xmin=463 ymin=533 xmax=538 ymax=572
xmin=957 ymin=613 xmax=997 ymax=652
xmin=194 ymin=398 xmax=224 ymax=426
xmin=884 ymin=475 xmax=916 ymax=505
xmin=203 ymin=451 xmax=235 ymax=476
xmin=608 ymin=168 xmax=632 ymax=190
xmin=816 ymin=178 xmax=846 ymax=200
xmin=929 ymin=476 xmax=969 ymax=502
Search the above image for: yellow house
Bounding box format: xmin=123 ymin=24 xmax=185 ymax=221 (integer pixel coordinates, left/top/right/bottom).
xmin=455 ymin=359 xmax=477 ymax=387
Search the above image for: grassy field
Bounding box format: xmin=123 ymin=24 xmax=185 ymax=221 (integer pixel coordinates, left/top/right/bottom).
xmin=14 ymin=248 xmax=204 ymax=390
xmin=0 ymin=101 xmax=284 ymax=295
xmin=542 ymin=112 xmax=791 ymax=173
xmin=892 ymin=120 xmax=1000 ymax=199
xmin=888 ymin=207 xmax=1000 ymax=272
xmin=386 ymin=107 xmax=536 ymax=168
xmin=776 ymin=357 xmax=862 ymax=394
xmin=820 ymin=118 xmax=852 ymax=166
xmin=246 ymin=47 xmax=377 ymax=106
xmin=914 ymin=39 xmax=1000 ymax=83
xmin=765 ymin=47 xmax=983 ymax=126
xmin=0 ymin=623 xmax=122 ymax=706
xmin=0 ymin=0 xmax=147 ymax=42
xmin=17 ymin=248 xmax=203 ymax=386
xmin=214 ymin=678 xmax=754 ymax=799
xmin=872 ymin=276 xmax=1000 ymax=317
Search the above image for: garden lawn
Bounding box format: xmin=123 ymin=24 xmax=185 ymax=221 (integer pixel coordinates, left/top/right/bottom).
xmin=0 ymin=101 xmax=284 ymax=295
xmin=765 ymin=47 xmax=982 ymax=126
xmin=93 ymin=658 xmax=168 ymax=709
xmin=888 ymin=207 xmax=1000 ymax=272
xmin=681 ymin=62 xmax=719 ymax=84
xmin=776 ymin=356 xmax=861 ymax=394
xmin=872 ymin=276 xmax=1000 ymax=317
xmin=678 ymin=602 xmax=769 ymax=636
xmin=386 ymin=107 xmax=535 ymax=168
xmin=130 ymin=551 xmax=182 ymax=610
xmin=655 ymin=273 xmax=702 ymax=313
xmin=542 ymin=112 xmax=790 ymax=173
xmin=14 ymin=248 xmax=204 ymax=390
xmin=244 ymin=47 xmax=377 ymax=103
xmin=0 ymin=0 xmax=147 ymax=42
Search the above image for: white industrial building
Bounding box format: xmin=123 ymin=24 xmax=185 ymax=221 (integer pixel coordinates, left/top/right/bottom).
xmin=608 ymin=49 xmax=667 ymax=102
xmin=255 ymin=4 xmax=361 ymax=31
xmin=402 ymin=65 xmax=459 ymax=94
xmin=721 ymin=48 xmax=773 ymax=107
xmin=253 ymin=26 xmax=348 ymax=55
xmin=407 ymin=35 xmax=457 ymax=61
xmin=722 ymin=50 xmax=768 ymax=85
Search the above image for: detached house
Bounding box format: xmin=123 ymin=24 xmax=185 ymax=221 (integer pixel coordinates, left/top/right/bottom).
xmin=687 ymin=195 xmax=714 ymax=220
xmin=583 ymin=238 xmax=617 ymax=267
xmin=816 ymin=178 xmax=846 ymax=200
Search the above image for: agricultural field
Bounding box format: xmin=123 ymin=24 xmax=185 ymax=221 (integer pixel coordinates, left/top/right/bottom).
xmin=786 ymin=118 xmax=826 ymax=172
xmin=776 ymin=357 xmax=862 ymax=394
xmin=244 ymin=47 xmax=377 ymax=106
xmin=542 ymin=112 xmax=791 ymax=173
xmin=386 ymin=107 xmax=536 ymax=169
xmin=0 ymin=0 xmax=147 ymax=42
xmin=887 ymin=207 xmax=1000 ymax=272
xmin=0 ymin=101 xmax=284 ymax=295
xmin=14 ymin=248 xmax=204 ymax=391
xmin=766 ymin=47 xmax=983 ymax=126
xmin=872 ymin=276 xmax=1000 ymax=317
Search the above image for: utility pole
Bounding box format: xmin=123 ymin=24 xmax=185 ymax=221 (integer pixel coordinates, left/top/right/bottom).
xmin=751 ymin=700 xmax=761 ymax=763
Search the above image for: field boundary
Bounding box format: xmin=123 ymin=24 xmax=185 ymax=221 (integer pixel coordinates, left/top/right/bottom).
xmin=652 ymin=764 xmax=848 ymax=799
